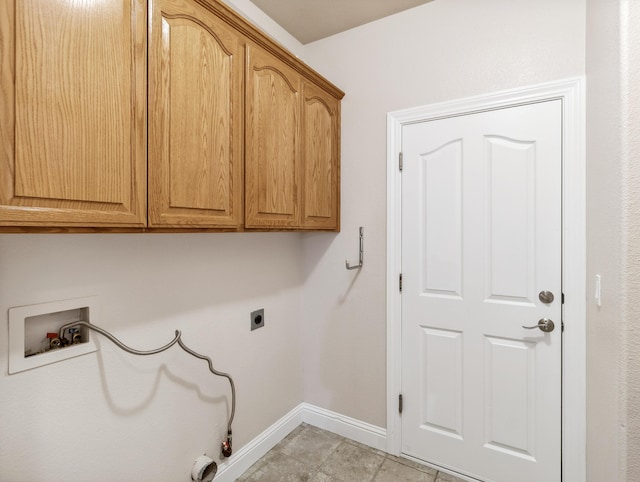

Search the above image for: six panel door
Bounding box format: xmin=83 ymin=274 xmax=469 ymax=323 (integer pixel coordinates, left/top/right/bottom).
xmin=0 ymin=0 xmax=147 ymax=226
xmin=401 ymin=101 xmax=562 ymax=482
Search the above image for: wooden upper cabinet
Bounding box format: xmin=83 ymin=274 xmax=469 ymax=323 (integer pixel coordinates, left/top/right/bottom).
xmin=245 ymin=45 xmax=302 ymax=229
xmin=148 ymin=0 xmax=243 ymax=228
xmin=0 ymin=0 xmax=342 ymax=231
xmin=0 ymin=0 xmax=147 ymax=227
xmin=301 ymin=82 xmax=340 ymax=230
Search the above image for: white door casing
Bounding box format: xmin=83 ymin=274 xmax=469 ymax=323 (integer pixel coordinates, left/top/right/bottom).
xmin=401 ymin=101 xmax=561 ymax=482
xmin=386 ymin=78 xmax=585 ymax=482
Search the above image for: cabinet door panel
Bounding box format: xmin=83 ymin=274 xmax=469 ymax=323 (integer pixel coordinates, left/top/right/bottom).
xmin=0 ymin=0 xmax=147 ymax=226
xmin=245 ymin=45 xmax=301 ymax=228
xmin=148 ymin=0 xmax=243 ymax=227
xmin=302 ymin=82 xmax=340 ymax=230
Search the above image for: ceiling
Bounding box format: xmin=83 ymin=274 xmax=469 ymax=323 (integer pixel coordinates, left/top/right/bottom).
xmin=250 ymin=0 xmax=434 ymax=45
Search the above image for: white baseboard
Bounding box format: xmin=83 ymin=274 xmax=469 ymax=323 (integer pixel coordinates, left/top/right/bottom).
xmin=214 ymin=403 xmax=387 ymax=482
xmin=299 ymin=403 xmax=387 ymax=452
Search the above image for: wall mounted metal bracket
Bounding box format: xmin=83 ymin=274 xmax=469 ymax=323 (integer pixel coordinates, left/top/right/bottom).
xmin=345 ymin=227 xmax=364 ymax=270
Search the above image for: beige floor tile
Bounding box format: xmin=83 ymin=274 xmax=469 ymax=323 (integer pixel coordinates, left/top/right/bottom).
xmin=320 ymin=441 xmax=385 ymax=481
xmin=341 ymin=438 xmax=387 ymax=457
xmin=235 ymin=424 xmax=475 ymax=482
xmin=373 ymin=458 xmax=436 ymax=482
xmin=309 ymin=471 xmax=343 ymax=482
xmin=238 ymin=451 xmax=315 ymax=482
xmin=277 ymin=425 xmax=343 ymax=470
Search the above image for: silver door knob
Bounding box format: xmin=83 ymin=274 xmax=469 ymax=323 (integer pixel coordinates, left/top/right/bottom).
xmin=538 ymin=290 xmax=555 ymax=303
xmin=522 ymin=318 xmax=555 ymax=333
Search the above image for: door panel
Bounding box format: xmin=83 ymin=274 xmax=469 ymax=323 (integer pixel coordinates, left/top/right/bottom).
xmin=483 ymin=336 xmax=536 ymax=458
xmin=401 ymin=101 xmax=562 ymax=482
xmin=301 ymin=81 xmax=340 ymax=229
xmin=148 ymin=0 xmax=243 ymax=227
xmin=0 ymin=0 xmax=147 ymax=226
xmin=421 ymin=327 xmax=464 ymax=438
xmin=485 ymin=136 xmax=536 ymax=303
xmin=245 ymin=45 xmax=301 ymax=228
xmin=421 ymin=139 xmax=463 ymax=297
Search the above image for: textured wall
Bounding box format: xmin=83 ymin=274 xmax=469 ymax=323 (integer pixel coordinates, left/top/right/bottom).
xmin=0 ymin=234 xmax=304 ymax=481
xmin=302 ymin=0 xmax=586 ymax=428
xmin=585 ymin=0 xmax=622 ymax=478
xmin=586 ymin=0 xmax=640 ymax=479
xmin=620 ymin=1 xmax=640 ymax=478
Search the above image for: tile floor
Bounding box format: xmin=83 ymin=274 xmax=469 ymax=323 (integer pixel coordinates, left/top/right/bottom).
xmin=235 ymin=423 xmax=468 ymax=482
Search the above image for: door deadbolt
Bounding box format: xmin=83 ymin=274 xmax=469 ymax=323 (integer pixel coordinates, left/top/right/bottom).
xmin=522 ymin=318 xmax=555 ymax=333
xmin=538 ymin=290 xmax=554 ymax=304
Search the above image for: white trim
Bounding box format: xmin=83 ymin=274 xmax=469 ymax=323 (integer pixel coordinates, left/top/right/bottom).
xmin=386 ymin=77 xmax=586 ymax=482
xmin=215 ymin=403 xmax=387 ymax=482
xmin=300 ymin=403 xmax=387 ymax=451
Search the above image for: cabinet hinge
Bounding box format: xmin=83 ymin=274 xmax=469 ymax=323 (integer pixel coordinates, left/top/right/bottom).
xmin=399 ymin=273 xmax=403 ymax=292
xmin=399 ymin=394 xmax=403 ymax=414
xmin=399 ymin=152 xmax=403 ymax=171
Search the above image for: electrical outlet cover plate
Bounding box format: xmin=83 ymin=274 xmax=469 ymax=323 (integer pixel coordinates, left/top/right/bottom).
xmin=251 ymin=309 xmax=264 ymax=331
xmin=8 ymin=296 xmax=99 ymax=374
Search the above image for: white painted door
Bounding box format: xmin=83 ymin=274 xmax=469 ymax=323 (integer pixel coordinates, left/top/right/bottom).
xmin=401 ymin=100 xmax=562 ymax=482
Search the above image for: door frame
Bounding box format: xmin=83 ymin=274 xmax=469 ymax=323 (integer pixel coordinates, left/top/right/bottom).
xmin=386 ymin=78 xmax=585 ymax=481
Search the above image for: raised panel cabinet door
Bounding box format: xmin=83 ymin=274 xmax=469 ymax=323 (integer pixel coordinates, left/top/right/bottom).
xmin=148 ymin=0 xmax=243 ymax=228
xmin=0 ymin=0 xmax=147 ymax=227
xmin=245 ymin=45 xmax=301 ymax=228
xmin=301 ymin=82 xmax=340 ymax=230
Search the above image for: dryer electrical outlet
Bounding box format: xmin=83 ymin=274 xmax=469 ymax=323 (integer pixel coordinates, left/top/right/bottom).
xmin=250 ymin=309 xmax=264 ymax=330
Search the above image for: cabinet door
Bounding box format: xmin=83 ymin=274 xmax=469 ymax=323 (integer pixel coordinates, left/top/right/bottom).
xmin=301 ymin=82 xmax=340 ymax=230
xmin=245 ymin=45 xmax=301 ymax=228
xmin=0 ymin=0 xmax=147 ymax=227
xmin=148 ymin=0 xmax=243 ymax=228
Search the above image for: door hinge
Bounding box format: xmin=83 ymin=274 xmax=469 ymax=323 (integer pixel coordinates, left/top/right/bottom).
xmin=562 ymin=321 xmax=565 ymax=332
xmin=399 ymin=152 xmax=403 ymax=171
xmin=399 ymin=273 xmax=403 ymax=292
xmin=561 ymin=292 xmax=565 ymax=304
xmin=399 ymin=394 xmax=403 ymax=414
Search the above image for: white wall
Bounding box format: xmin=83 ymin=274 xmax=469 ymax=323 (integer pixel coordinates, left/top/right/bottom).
xmin=586 ymin=0 xmax=640 ymax=479
xmin=585 ymin=0 xmax=622 ymax=478
xmin=0 ymin=233 xmax=304 ymax=481
xmin=301 ymin=0 xmax=586 ymax=428
xmin=623 ymin=5 xmax=640 ymax=478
